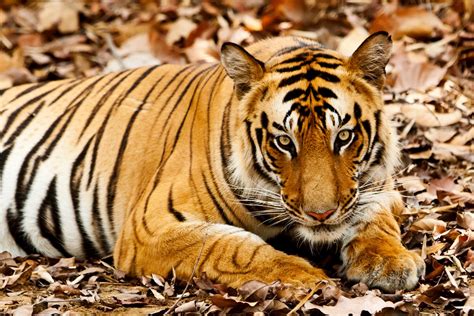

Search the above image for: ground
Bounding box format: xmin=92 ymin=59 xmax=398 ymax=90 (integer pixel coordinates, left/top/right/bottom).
xmin=0 ymin=0 xmax=472 ymax=314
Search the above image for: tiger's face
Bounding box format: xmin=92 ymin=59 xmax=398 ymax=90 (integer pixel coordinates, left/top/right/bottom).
xmin=222 ymin=33 xmax=397 ymax=242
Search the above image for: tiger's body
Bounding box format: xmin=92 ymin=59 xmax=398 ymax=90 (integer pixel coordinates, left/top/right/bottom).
xmin=0 ymin=34 xmax=424 ymax=292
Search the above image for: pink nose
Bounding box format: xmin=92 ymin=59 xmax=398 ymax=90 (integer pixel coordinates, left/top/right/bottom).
xmin=307 ymin=209 xmax=336 ymax=221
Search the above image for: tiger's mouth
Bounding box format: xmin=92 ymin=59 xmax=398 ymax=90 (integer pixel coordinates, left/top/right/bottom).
xmin=281 ymin=192 xmax=360 ymax=228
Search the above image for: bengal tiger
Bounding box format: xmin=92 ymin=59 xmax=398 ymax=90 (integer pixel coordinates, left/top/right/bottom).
xmin=0 ymin=31 xmax=424 ymax=292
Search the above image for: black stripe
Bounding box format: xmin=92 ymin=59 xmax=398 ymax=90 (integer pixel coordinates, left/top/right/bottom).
xmin=363 ymin=110 xmax=381 ymax=162
xmin=371 ymin=142 xmax=386 ymax=166
xmin=162 ymin=66 xmax=216 ymax=126
xmin=4 ymin=101 xmax=46 ymax=146
xmin=354 ymin=102 xmax=362 ymax=119
xmin=0 ymin=86 xmax=59 ymax=139
xmin=0 ymin=146 xmax=11 ymax=183
xmin=291 ymin=102 xmax=311 ymax=117
xmin=260 ymin=86 xmax=268 ymax=101
xmin=323 ymin=101 xmax=341 ymax=123
xmin=108 ymin=69 xmax=172 ymax=224
xmin=93 ymin=184 xmax=111 ymax=253
xmin=279 ymin=53 xmax=309 ymax=65
xmin=13 ymin=102 xmax=83 ymax=254
xmin=276 ymin=65 xmax=302 ymax=73
xmin=202 ymin=173 xmax=232 ymax=224
xmin=255 ymin=128 xmax=277 ymax=172
xmin=7 ymin=208 xmax=38 ymax=254
xmin=272 ymin=43 xmax=319 ymax=58
xmin=106 ymin=66 xmax=160 ymax=232
xmin=79 ymin=71 xmax=133 ymax=138
xmin=317 ymin=62 xmax=341 ymax=69
xmin=15 ymin=105 xmax=77 ymax=211
xmin=311 ymin=53 xmax=341 ymax=60
xmin=306 ymin=68 xmax=340 ymax=82
xmin=318 ymin=87 xmax=338 ymax=99
xmin=283 ymin=88 xmax=305 ymax=103
xmin=37 ymin=178 xmax=72 ymax=256
xmin=342 ymin=113 xmax=351 ymax=126
xmin=261 ymin=112 xmax=269 ymax=128
xmin=313 ymin=106 xmax=325 ymax=129
xmin=272 ymin=122 xmax=285 ymax=132
xmin=245 ymin=120 xmax=275 ymax=184
xmin=70 ymin=137 xmax=101 ymax=258
xmin=46 ymin=80 xmax=85 ymax=107
xmin=195 ymin=67 xmax=248 ymax=227
xmin=362 ymin=120 xmax=372 ymax=148
xmin=42 ymin=99 xmax=83 ymax=159
xmin=278 ymin=73 xmax=305 ymax=88
xmin=14 ymin=82 xmax=49 ymax=99
xmin=142 ymin=66 xmax=214 ymax=221
xmin=278 ymin=69 xmax=340 ymax=88
xmin=355 ymin=142 xmax=364 ymax=159
xmin=154 ymin=65 xmax=195 ymax=116
xmin=167 ymin=189 xmax=186 ymax=222
xmin=160 ymin=66 xmax=215 ymax=163
xmin=86 ymin=71 xmax=139 ymax=188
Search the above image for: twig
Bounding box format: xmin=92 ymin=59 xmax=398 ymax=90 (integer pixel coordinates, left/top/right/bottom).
xmin=164 ymin=234 xmax=208 ymax=315
xmin=288 ymin=285 xmax=318 ymax=315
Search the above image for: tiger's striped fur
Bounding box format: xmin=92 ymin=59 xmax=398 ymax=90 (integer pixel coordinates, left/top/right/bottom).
xmin=0 ymin=32 xmax=424 ymax=292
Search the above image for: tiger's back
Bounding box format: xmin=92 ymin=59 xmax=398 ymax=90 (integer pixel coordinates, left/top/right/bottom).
xmin=0 ymin=62 xmax=227 ymax=258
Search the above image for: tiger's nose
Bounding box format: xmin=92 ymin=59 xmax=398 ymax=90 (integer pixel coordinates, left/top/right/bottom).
xmin=307 ymin=209 xmax=336 ymax=221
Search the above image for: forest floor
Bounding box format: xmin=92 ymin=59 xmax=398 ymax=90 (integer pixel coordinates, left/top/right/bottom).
xmin=0 ymin=0 xmax=473 ymax=314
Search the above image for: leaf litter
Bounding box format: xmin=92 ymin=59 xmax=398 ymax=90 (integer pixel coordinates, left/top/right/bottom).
xmin=0 ymin=0 xmax=472 ymax=314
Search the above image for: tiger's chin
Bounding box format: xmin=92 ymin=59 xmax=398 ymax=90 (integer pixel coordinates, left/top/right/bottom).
xmin=293 ymin=221 xmax=356 ymax=245
xmin=291 ymin=209 xmax=365 ymax=245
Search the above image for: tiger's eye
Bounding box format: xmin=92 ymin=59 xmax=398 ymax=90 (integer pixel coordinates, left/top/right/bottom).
xmin=277 ymin=135 xmax=291 ymax=147
xmin=337 ymin=130 xmax=351 ymax=142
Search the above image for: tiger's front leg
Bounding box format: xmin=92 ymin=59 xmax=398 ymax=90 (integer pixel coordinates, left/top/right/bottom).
xmin=340 ymin=207 xmax=425 ymax=292
xmin=114 ymin=220 xmax=329 ymax=288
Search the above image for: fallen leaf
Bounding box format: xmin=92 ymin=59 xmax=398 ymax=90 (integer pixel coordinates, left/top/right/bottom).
xmin=337 ymin=27 xmax=369 ymax=56
xmin=52 ymin=257 xmax=76 ymax=269
xmin=457 ymin=212 xmax=474 ymax=230
xmin=370 ymin=6 xmax=446 ymax=39
xmin=239 ymin=280 xmax=270 ymax=301
xmin=38 ymin=0 xmax=83 ymax=33
xmin=305 ymin=292 xmax=396 ymax=314
xmin=410 ymin=217 xmax=447 ymax=234
xmin=112 ymin=293 xmax=148 ymax=306
xmin=401 ymin=104 xmax=462 ymax=127
xmin=166 ymin=18 xmax=197 ymax=46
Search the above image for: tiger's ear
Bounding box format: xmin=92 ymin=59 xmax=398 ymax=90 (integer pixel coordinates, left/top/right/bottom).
xmin=221 ymin=42 xmax=265 ymax=99
xmin=348 ymin=31 xmax=392 ymax=90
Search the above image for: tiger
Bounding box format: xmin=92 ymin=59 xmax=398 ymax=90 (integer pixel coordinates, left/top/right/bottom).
xmin=0 ymin=31 xmax=425 ymax=292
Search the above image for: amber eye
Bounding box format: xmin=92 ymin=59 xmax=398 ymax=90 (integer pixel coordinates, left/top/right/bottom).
xmin=336 ymin=130 xmax=353 ymax=145
xmin=277 ymin=135 xmax=291 ymax=147
xmin=275 ymin=135 xmax=295 ymax=155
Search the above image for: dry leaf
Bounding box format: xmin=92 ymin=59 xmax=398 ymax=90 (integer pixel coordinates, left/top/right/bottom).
xmin=411 ymin=217 xmax=447 ymax=233
xmin=166 ymin=18 xmax=197 ymax=46
xmin=38 ymin=0 xmax=82 ymax=33
xmin=457 ymin=212 xmax=474 ymax=230
xmin=305 ymin=292 xmax=396 ymax=314
xmin=337 ymin=27 xmax=369 ymax=56
xmin=401 ymin=104 xmax=462 ymax=127
xmin=370 ymin=6 xmax=446 ymax=39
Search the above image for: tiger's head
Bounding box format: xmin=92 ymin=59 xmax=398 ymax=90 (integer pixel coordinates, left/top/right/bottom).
xmin=221 ymin=32 xmax=400 ymax=243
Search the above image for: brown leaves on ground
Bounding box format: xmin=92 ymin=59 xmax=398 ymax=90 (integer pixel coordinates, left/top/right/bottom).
xmin=0 ymin=0 xmax=472 ymax=314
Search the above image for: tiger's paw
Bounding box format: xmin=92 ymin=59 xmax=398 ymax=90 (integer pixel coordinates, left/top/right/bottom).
xmin=271 ymin=255 xmax=334 ymax=289
xmin=344 ymin=248 xmax=425 ymax=293
xmin=228 ymin=255 xmax=332 ymax=289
